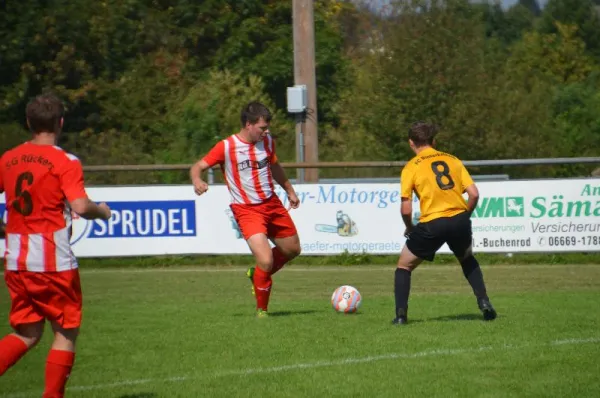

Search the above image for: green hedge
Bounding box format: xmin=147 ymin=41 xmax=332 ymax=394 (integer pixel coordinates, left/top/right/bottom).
xmin=78 ymin=252 xmax=600 ymax=268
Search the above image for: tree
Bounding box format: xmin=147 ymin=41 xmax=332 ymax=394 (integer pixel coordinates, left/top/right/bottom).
xmin=505 ymin=22 xmax=595 ymax=86
xmin=487 ymin=22 xmax=598 ymax=175
xmin=519 ymin=0 xmax=542 ymax=16
xmin=208 ymin=0 xmax=349 ymax=126
xmin=160 ymin=69 xmax=294 ymax=164
xmin=0 ymin=0 xmax=350 ymax=170
xmin=538 ymin=0 xmax=600 ymax=57
xmin=549 ymin=74 xmax=600 ymax=176
xmin=333 ymin=0 xmax=498 ymax=161
xmin=479 ymin=2 xmax=536 ymax=45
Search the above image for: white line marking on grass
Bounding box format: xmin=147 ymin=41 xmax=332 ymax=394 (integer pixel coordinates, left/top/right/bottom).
xmin=552 ymin=337 xmax=600 ymax=345
xmin=81 ymin=264 xmax=600 ymax=274
xmin=217 ymin=345 xmax=496 ymax=377
xmin=4 ymin=337 xmax=599 ymax=398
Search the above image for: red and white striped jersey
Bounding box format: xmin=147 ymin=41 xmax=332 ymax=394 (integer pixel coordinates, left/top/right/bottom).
xmin=203 ymin=134 xmax=278 ymax=205
xmin=0 ymin=143 xmax=88 ymax=272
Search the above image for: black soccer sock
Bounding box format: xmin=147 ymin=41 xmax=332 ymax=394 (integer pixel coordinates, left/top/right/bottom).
xmin=394 ymin=268 xmax=411 ymax=318
xmin=460 ymin=255 xmax=488 ymax=300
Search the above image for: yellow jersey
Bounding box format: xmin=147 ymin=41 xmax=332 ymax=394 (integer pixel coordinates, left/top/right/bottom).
xmin=401 ymin=147 xmax=474 ymax=223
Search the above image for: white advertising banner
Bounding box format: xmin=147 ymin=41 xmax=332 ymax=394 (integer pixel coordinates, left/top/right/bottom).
xmin=0 ymin=179 xmax=599 ymax=257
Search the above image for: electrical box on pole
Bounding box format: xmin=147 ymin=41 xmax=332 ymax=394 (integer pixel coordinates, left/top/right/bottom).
xmin=286 ymin=85 xmax=307 ymax=113
xmin=287 ymin=84 xmax=308 ymax=183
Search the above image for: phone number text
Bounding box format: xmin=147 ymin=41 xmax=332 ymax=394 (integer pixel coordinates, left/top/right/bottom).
xmin=540 ymin=236 xmax=600 ymax=247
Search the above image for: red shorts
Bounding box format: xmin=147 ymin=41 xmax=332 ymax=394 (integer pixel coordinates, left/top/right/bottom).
xmin=4 ymin=269 xmax=83 ymax=330
xmin=230 ymin=195 xmax=298 ymax=240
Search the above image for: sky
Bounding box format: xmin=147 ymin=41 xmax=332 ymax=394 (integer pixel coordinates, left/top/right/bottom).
xmin=361 ymin=0 xmax=549 ymax=11
xmin=496 ymin=0 xmax=548 ymax=8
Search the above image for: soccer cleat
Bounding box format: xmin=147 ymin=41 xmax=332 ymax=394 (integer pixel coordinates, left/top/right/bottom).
xmin=392 ymin=308 xmax=408 ymax=325
xmin=256 ymin=309 xmax=269 ymax=318
xmin=478 ymin=298 xmax=497 ymax=321
xmin=392 ymin=316 xmax=408 ymax=325
xmin=246 ymin=267 xmax=255 ymax=296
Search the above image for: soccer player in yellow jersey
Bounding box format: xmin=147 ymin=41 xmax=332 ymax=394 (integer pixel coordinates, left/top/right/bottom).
xmin=393 ymin=122 xmax=496 ymax=325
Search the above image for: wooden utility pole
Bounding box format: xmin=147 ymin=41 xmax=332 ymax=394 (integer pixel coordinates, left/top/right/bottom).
xmin=293 ymin=0 xmax=319 ymax=182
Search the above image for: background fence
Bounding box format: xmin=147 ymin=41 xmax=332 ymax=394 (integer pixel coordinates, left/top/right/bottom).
xmin=3 ymin=157 xmax=599 ymax=258
xmin=82 ymin=157 xmax=600 ymax=185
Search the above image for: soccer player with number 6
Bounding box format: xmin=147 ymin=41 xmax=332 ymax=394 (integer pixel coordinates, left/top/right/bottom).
xmin=393 ymin=122 xmax=497 ymax=325
xmin=0 ymin=94 xmax=111 ymax=396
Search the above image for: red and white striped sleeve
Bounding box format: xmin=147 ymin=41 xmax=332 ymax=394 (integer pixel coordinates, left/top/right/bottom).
xmin=202 ymin=141 xmax=226 ymax=167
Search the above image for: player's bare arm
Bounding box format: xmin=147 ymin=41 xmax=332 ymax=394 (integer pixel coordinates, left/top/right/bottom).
xmin=271 ymin=161 xmax=299 ymax=209
xmin=400 ymin=197 xmax=413 ymax=237
xmin=0 ymin=186 xmax=4 ymax=238
xmin=70 ymin=198 xmax=111 ymax=220
xmin=190 ymin=159 xmax=210 ymax=196
xmin=464 ymin=184 xmax=480 ymax=215
xmin=0 ymin=177 xmax=3 ymax=238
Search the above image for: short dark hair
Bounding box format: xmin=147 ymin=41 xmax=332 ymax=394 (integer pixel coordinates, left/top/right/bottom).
xmin=408 ymin=121 xmax=438 ymax=147
xmin=26 ymin=93 xmax=65 ymax=134
xmin=241 ymin=101 xmax=272 ymax=126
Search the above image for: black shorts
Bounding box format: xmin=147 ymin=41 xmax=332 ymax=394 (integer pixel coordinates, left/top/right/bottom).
xmin=405 ymin=211 xmax=472 ymax=261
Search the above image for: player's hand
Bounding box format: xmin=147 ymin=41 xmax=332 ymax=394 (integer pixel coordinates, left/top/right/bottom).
xmin=98 ymin=202 xmax=112 ymax=220
xmin=194 ymin=180 xmax=209 ymax=196
xmin=287 ymin=191 xmax=300 ymax=209
xmin=404 ymin=226 xmax=414 ymax=238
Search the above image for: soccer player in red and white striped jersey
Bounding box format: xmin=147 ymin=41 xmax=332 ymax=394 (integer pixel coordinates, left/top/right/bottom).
xmin=190 ymin=102 xmax=301 ymax=317
xmin=0 ymin=93 xmax=111 ymax=396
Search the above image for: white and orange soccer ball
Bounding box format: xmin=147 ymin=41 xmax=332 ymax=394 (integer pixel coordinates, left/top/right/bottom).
xmin=331 ymin=285 xmax=362 ymax=313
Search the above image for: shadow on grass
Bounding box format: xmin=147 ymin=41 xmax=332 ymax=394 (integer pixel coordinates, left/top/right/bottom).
xmin=232 ymin=309 xmax=321 ymax=317
xmin=389 ymin=318 xmax=425 ymax=325
xmin=268 ymin=310 xmax=321 ymax=317
xmin=426 ymin=313 xmax=484 ymax=322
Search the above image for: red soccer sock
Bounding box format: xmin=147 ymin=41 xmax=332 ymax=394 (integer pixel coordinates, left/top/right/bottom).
xmin=0 ymin=334 xmax=29 ymax=376
xmin=43 ymin=349 xmax=75 ymax=398
xmin=253 ymin=267 xmax=272 ymax=311
xmin=270 ymin=247 xmax=289 ymax=275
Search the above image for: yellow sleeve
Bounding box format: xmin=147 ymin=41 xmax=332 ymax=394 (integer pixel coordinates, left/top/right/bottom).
xmin=460 ymin=163 xmax=474 ymax=191
xmin=400 ymin=165 xmax=415 ymax=199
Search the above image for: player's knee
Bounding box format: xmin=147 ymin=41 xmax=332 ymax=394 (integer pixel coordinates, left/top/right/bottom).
xmin=288 ymin=243 xmax=301 ymax=259
xmin=397 ymin=257 xmax=419 ymax=271
xmin=61 ymin=328 xmax=80 ymax=342
xmin=280 ymin=236 xmax=301 ymax=259
xmin=456 ymin=245 xmax=473 ymax=262
xmin=397 ymin=246 xmax=422 ymax=271
xmin=51 ymin=325 xmax=80 ymax=351
xmin=256 ymin=255 xmax=275 ymax=272
xmin=459 ymin=255 xmax=479 ymax=277
xmin=52 ymin=322 xmax=79 ymax=339
xmin=18 ymin=335 xmax=41 ymax=349
xmin=28 ymin=335 xmax=42 ymax=348
xmin=15 ymin=326 xmax=44 ymax=348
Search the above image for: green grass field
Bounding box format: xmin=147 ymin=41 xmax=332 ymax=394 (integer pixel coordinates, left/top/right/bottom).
xmin=1 ymin=263 xmax=599 ymax=397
